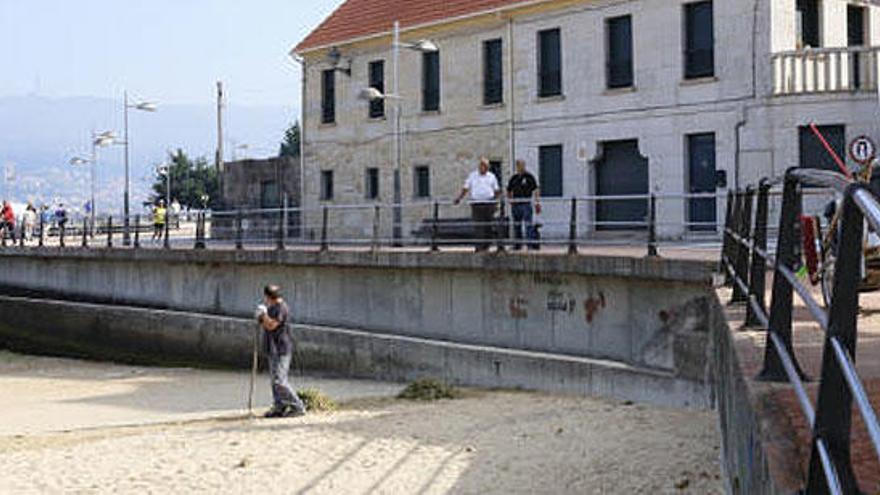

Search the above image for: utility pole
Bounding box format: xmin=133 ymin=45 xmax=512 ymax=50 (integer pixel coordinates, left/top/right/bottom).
xmin=216 ymin=81 xmax=225 ymax=207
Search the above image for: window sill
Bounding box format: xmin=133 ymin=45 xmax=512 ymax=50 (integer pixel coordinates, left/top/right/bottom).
xmin=420 ymin=110 xmax=442 ymax=117
xmin=481 ymin=102 xmax=505 ymax=110
xmin=536 ymin=94 xmax=565 ymax=104
xmin=603 ymin=86 xmax=637 ymax=96
xmin=681 ymin=76 xmax=718 ymax=86
xmin=367 ymin=116 xmax=387 ymax=123
xmin=319 ymin=122 xmax=337 ymax=129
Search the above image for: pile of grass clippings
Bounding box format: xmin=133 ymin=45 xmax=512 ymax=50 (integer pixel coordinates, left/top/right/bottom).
xmin=297 ymin=388 xmax=337 ymax=412
xmin=397 ymin=378 xmax=461 ymax=401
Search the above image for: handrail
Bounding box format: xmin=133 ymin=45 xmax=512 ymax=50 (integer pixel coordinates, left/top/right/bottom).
xmin=721 ymin=168 xmax=880 ymax=493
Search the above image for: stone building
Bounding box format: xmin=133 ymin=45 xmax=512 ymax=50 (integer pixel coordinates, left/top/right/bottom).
xmin=293 ymin=0 xmax=880 ymax=240
xmin=218 ymin=156 xmax=301 ymax=240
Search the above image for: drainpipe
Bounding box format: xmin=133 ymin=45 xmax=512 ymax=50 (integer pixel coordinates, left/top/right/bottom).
xmin=293 ymin=53 xmax=306 ymax=238
xmin=735 ymin=117 xmax=746 ymax=192
xmin=507 ymin=16 xmax=516 ymax=171
xmin=734 ymin=0 xmax=760 ymax=192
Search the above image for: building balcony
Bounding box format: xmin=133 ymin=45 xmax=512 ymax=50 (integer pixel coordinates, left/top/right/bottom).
xmin=772 ymin=46 xmax=880 ymax=96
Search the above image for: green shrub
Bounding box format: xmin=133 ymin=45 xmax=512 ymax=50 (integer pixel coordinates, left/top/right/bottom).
xmin=297 ymin=388 xmax=337 ymax=412
xmin=397 ymin=378 xmax=461 ymax=401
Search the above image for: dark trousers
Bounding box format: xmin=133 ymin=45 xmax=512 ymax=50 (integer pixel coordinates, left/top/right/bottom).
xmin=268 ymin=351 xmax=306 ymax=412
xmin=471 ymin=203 xmax=497 ymax=250
xmin=511 ymin=202 xmax=536 ymax=249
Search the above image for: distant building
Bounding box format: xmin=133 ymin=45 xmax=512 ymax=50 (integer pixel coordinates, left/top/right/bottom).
xmin=219 ymin=156 xmax=301 ymax=240
xmin=293 ymin=0 xmax=880 ymax=240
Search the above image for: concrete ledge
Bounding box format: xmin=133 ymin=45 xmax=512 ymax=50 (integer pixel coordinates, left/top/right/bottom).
xmin=0 ymin=246 xmax=715 ymax=284
xmin=0 ymin=295 xmax=710 ymax=409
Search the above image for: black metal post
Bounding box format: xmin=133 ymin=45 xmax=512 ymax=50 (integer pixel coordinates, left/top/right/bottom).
xmin=276 ymin=206 xmax=285 ymax=251
xmin=568 ymin=197 xmax=578 ymax=255
xmin=647 ymin=193 xmax=659 ymax=257
xmin=758 ymin=172 xmax=807 ymax=382
xmin=320 ymin=206 xmax=329 ymax=252
xmin=134 ymin=215 xmax=141 ymax=249
xmin=18 ymin=221 xmax=24 ymax=247
xmin=805 ymin=185 xmax=862 ymax=494
xmin=496 ymin=198 xmax=506 ymax=253
xmin=81 ymin=218 xmax=88 ymax=248
xmin=745 ymin=181 xmax=771 ymax=328
xmin=731 ymin=187 xmax=755 ymax=304
xmin=430 ymin=202 xmax=439 ymax=252
xmin=235 ymin=210 xmax=243 ymax=250
xmin=106 ymin=217 xmax=113 ymax=248
xmin=59 ymin=221 xmax=65 ymax=248
xmin=194 ymin=213 xmax=206 ymax=249
xmin=163 ymin=213 xmax=170 ymax=250
xmin=723 ymin=190 xmax=740 ymax=286
xmin=371 ymin=205 xmax=381 ymax=252
xmin=38 ymin=214 xmax=44 ymax=247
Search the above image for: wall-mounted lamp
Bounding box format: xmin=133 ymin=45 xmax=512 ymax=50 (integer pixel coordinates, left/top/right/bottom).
xmin=327 ymin=47 xmax=352 ymax=76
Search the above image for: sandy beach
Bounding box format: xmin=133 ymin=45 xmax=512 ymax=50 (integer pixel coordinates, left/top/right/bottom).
xmin=0 ymin=353 xmax=723 ymax=494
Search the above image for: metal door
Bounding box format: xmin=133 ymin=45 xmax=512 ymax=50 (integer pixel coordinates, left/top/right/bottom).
xmin=688 ymin=133 xmax=717 ymax=231
xmin=595 ymin=140 xmax=648 ymax=231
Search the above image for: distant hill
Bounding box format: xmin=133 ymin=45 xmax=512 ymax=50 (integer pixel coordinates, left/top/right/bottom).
xmin=0 ymin=94 xmax=297 ymax=214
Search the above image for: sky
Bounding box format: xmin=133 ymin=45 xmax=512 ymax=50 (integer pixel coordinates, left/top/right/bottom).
xmin=0 ymin=0 xmax=345 ymax=107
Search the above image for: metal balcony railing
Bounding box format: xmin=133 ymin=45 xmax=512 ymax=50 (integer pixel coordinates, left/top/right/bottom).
xmin=772 ymin=46 xmax=880 ymax=95
xmin=722 ymin=168 xmax=880 ymax=493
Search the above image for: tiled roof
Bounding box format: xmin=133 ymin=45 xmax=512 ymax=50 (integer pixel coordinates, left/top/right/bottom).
xmin=294 ymin=0 xmax=545 ymax=53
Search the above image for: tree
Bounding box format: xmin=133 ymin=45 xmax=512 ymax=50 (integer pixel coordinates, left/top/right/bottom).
xmin=148 ymin=149 xmax=220 ymax=210
xmin=279 ymin=121 xmax=301 ymax=158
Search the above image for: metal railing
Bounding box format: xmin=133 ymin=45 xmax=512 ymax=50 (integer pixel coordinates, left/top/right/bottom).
xmin=773 ymin=46 xmax=880 ymax=95
xmin=722 ymin=168 xmax=880 ymax=494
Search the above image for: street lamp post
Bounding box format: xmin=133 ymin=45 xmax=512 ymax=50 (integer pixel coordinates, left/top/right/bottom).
xmin=360 ymin=22 xmax=437 ymax=244
xmin=71 ymin=130 xmax=115 ymax=236
xmin=122 ymin=91 xmax=157 ymax=245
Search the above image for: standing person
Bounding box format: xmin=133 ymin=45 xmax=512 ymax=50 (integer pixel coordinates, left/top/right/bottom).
xmin=152 ymin=199 xmax=166 ymax=243
xmin=255 ymin=284 xmax=306 ymax=418
xmin=170 ymin=199 xmax=181 ymax=229
xmin=22 ymin=203 xmax=36 ymax=243
xmin=506 ymin=160 xmax=542 ymax=250
xmin=0 ymin=201 xmax=12 ymax=240
xmin=54 ymin=203 xmax=67 ymax=232
xmin=454 ymin=158 xmax=501 ymax=252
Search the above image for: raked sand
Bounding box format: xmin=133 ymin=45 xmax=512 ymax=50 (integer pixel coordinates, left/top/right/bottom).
xmin=0 ymin=352 xmax=723 ymax=494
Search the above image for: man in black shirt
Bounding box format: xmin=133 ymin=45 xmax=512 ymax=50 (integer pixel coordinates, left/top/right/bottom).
xmin=506 ymin=160 xmax=541 ymax=250
xmin=257 ymin=284 xmax=306 ymax=418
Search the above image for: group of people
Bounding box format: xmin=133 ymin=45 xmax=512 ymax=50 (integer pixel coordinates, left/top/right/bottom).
xmin=0 ymin=201 xmax=50 ymax=243
xmin=454 ymin=157 xmax=542 ymax=252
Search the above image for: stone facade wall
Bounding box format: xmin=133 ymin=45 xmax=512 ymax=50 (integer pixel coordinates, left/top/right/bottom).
xmin=218 ymin=156 xmax=301 ymax=240
xmin=299 ymin=0 xmax=880 ymax=241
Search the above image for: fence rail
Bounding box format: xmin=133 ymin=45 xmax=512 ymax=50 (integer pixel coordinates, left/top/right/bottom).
xmin=722 ymin=168 xmax=880 ymax=493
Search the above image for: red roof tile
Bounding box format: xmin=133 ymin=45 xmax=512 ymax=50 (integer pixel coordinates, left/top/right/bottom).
xmin=295 ymin=0 xmax=546 ymax=53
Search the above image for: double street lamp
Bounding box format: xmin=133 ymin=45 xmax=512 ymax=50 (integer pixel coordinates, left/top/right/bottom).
xmin=122 ymin=92 xmax=158 ymax=245
xmin=70 ymin=130 xmax=116 ymax=233
xmin=359 ymin=21 xmax=437 ymax=243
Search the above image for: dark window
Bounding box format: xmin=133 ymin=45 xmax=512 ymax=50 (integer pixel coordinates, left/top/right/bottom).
xmin=538 ymin=29 xmax=562 ymax=97
xmin=422 ymin=52 xmax=440 ymax=112
xmin=320 ymin=170 xmax=334 ymax=200
xmin=797 ymin=0 xmax=820 ymax=48
xmin=539 ymin=145 xmax=563 ymax=197
xmin=260 ymin=180 xmax=280 ymax=209
xmin=489 ymin=160 xmax=503 ymax=186
xmin=684 ymin=2 xmax=714 ymax=79
xmin=799 ymin=125 xmax=845 ymax=172
xmin=414 ymin=166 xmax=431 ymax=198
xmin=366 ymin=168 xmax=379 ymax=200
xmin=368 ymin=61 xmax=385 ymax=119
xmin=321 ymin=70 xmax=336 ymax=124
xmin=483 ymin=39 xmax=504 ymax=105
xmin=607 ymin=16 xmax=634 ymax=89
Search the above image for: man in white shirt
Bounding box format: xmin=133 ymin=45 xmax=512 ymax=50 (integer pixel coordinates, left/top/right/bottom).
xmin=454 ymin=157 xmax=501 ymax=251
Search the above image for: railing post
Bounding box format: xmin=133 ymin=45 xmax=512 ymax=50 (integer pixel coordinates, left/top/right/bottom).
xmin=320 ymin=206 xmax=329 ymax=252
xmin=194 ymin=212 xmax=206 ymax=249
xmin=163 ymin=213 xmax=170 ymax=250
xmin=646 ymin=193 xmax=659 ymax=257
xmin=731 ymin=186 xmax=755 ymax=304
xmin=18 ymin=221 xmax=24 ymax=247
xmin=568 ymin=197 xmax=578 ymax=255
xmin=496 ymin=198 xmax=506 ymax=253
xmin=59 ymin=221 xmax=65 ymax=248
xmin=430 ymin=202 xmax=439 ymax=252
xmin=758 ymin=171 xmax=807 ymax=382
xmin=38 ymin=214 xmax=44 ymax=247
xmin=723 ymin=191 xmax=741 ymax=286
xmin=235 ymin=210 xmax=243 ymax=250
xmin=106 ymin=216 xmax=112 ymax=248
xmin=805 ymin=185 xmax=863 ymax=494
xmin=134 ymin=215 xmax=141 ymax=249
xmin=372 ymin=205 xmax=381 ymax=253
xmin=276 ymin=205 xmax=285 ymax=251
xmin=745 ymin=181 xmax=771 ymax=328
xmin=81 ymin=218 xmax=88 ymax=248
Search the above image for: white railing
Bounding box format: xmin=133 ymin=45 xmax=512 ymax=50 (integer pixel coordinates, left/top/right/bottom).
xmin=772 ymin=46 xmax=880 ymax=95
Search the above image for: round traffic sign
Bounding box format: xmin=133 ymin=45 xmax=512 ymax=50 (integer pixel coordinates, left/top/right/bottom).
xmin=849 ymin=135 xmax=876 ymax=165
